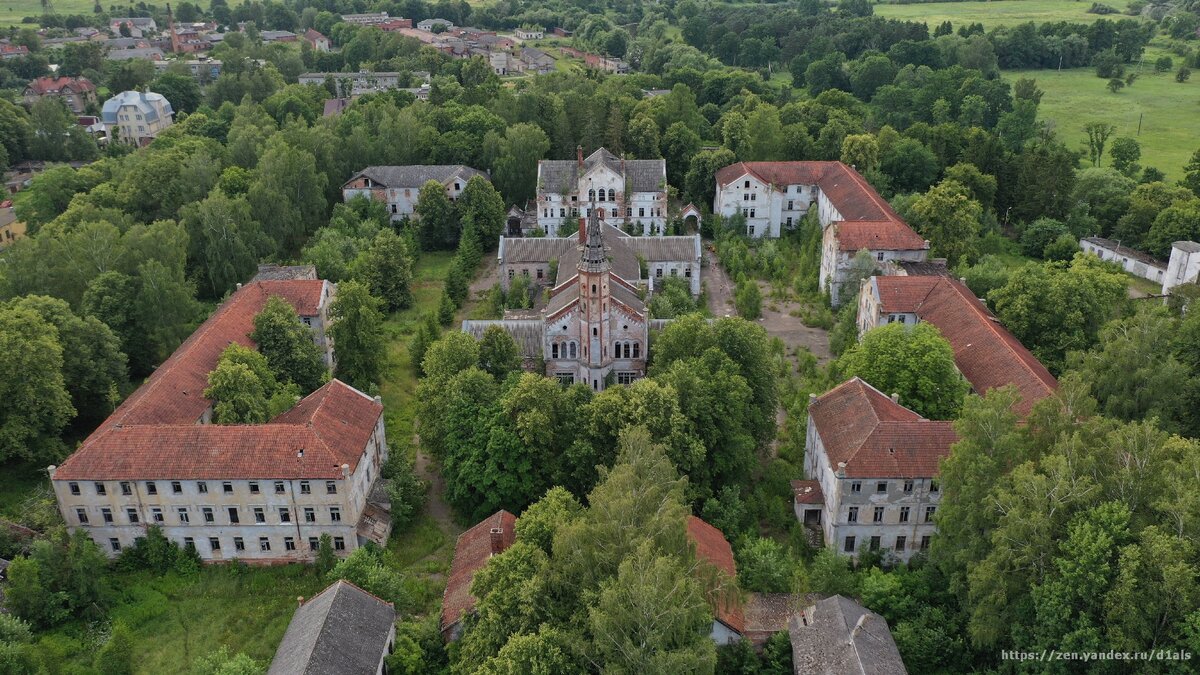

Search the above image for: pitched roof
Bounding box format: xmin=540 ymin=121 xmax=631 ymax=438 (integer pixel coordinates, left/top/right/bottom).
xmin=268 ymin=580 xmax=396 ymax=675
xmin=1082 ymin=236 xmax=1166 ymax=269
xmin=687 ymin=515 xmax=745 ymax=634
xmin=789 ymin=595 xmax=907 ymax=675
xmin=304 ymin=28 xmax=327 ymax=41
xmin=1174 ymin=241 xmax=1200 ymax=254
xmin=101 ymin=90 xmax=172 ymax=122
xmin=52 ymin=280 xmax=384 ymax=481
xmin=441 ymin=510 xmax=517 ymax=633
xmin=345 ymin=165 xmax=487 ymax=190
xmin=461 ymin=320 xmax=544 ymax=358
xmin=716 ymin=162 xmax=927 ymax=252
xmin=538 ymin=148 xmax=666 ymax=194
xmin=791 ymin=479 xmax=824 ymax=505
xmin=808 ymin=378 xmax=956 ymax=479
xmin=25 ymin=76 xmax=95 ymax=95
xmin=872 ymin=276 xmax=1057 ymax=416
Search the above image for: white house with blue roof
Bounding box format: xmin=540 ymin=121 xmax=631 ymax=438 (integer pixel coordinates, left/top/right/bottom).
xmin=101 ymin=90 xmax=174 ymax=146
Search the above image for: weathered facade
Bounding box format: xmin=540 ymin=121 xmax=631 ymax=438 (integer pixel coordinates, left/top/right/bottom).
xmin=789 ymin=595 xmax=907 ymax=674
xmin=50 ymin=277 xmax=391 ymax=563
xmin=802 ymin=378 xmax=956 ymax=562
xmin=101 ymin=90 xmax=174 ymax=146
xmin=22 ymin=76 xmax=97 ymax=113
xmin=465 ymin=211 xmax=650 ymax=390
xmin=713 ymin=161 xmax=929 ymax=305
xmin=341 ymin=165 xmax=487 ymax=221
xmin=1080 ymin=236 xmax=1167 ymax=286
xmin=1164 ymin=240 xmax=1200 ymax=295
xmin=535 ymin=147 xmax=668 ymax=235
xmin=269 ymin=580 xmax=397 ymax=674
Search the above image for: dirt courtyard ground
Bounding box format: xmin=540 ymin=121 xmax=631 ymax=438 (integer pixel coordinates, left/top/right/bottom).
xmin=702 ymin=248 xmax=833 ymax=365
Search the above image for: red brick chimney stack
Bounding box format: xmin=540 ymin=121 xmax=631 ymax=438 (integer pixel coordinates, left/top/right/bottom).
xmin=578 ymin=216 xmax=586 ymax=240
xmin=577 ymin=144 xmax=583 ymax=168
xmin=489 ymin=527 xmax=504 ymax=555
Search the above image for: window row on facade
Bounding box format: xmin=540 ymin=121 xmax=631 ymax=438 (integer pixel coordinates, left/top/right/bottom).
xmin=105 ymin=532 xmax=348 ymax=555
xmin=73 ymin=503 xmax=346 ymax=527
xmin=847 ymin=479 xmax=938 ymax=495
xmin=844 ymin=505 xmax=936 ymax=525
xmin=843 ymin=534 xmax=931 ymax=554
xmin=67 ymin=478 xmax=340 ymax=498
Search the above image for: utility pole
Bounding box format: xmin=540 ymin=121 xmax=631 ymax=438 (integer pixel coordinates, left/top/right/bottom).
xmin=1137 ymin=112 xmax=1143 ymax=136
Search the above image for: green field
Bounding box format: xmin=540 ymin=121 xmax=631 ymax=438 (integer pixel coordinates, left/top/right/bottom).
xmin=1008 ymin=51 xmax=1200 ymax=179
xmin=874 ymin=0 xmax=1135 ymax=28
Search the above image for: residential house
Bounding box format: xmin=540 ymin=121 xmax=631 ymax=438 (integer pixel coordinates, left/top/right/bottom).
xmin=1080 ymin=236 xmax=1167 ymax=286
xmin=535 ymin=146 xmax=668 ymax=235
xmin=789 ymin=595 xmax=907 ymax=674
xmin=105 ymin=47 xmax=165 ymax=61
xmin=109 ymin=17 xmax=158 ymax=37
xmin=50 ymin=274 xmax=395 ymax=563
xmin=0 ymin=43 xmax=31 ymax=59
xmin=342 ymin=165 xmax=487 ymax=221
xmin=856 ymin=275 xmax=1058 ymax=416
xmin=1163 ymin=241 xmax=1200 ymax=295
xmin=801 ymin=378 xmax=956 ymax=561
xmin=304 ymin=28 xmax=331 ymax=51
xmin=101 ymin=90 xmax=174 ymax=146
xmin=713 ymin=161 xmax=930 ymax=305
xmin=377 ymin=19 xmax=414 ymax=32
xmin=559 ymin=46 xmax=629 ymax=73
xmin=515 ymin=26 xmax=544 ymax=40
xmin=299 ymin=71 xmax=404 ymax=96
xmin=268 ymin=580 xmax=397 ymax=674
xmin=417 ymin=18 xmax=454 ymax=31
xmin=261 ymin=30 xmax=298 ymax=43
xmin=441 ymin=510 xmax=748 ymax=645
xmin=0 ymin=200 xmax=26 ymax=250
xmin=22 ymin=76 xmax=97 ymax=113
xmin=341 ymin=12 xmax=392 ymax=25
xmin=521 ymin=47 xmax=555 ymax=74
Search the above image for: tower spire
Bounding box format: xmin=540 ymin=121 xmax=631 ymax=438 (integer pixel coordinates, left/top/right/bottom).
xmin=579 ymin=204 xmax=608 ymax=272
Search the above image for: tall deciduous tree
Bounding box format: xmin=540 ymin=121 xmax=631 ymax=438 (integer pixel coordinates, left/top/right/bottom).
xmin=458 ymin=176 xmax=506 ymax=251
xmin=415 ymin=180 xmax=457 ymax=251
xmin=250 ymin=296 xmax=327 ymax=393
xmin=328 ymin=281 xmax=385 ymax=390
xmin=0 ymin=305 xmax=74 ymax=462
xmin=204 ymin=344 xmax=278 ymax=424
xmin=477 ymin=325 xmax=521 ymax=380
xmin=247 ymin=135 xmax=327 ymax=254
xmin=838 ymin=322 xmax=970 ymax=420
xmin=179 ymin=189 xmax=265 ymax=299
xmin=492 ymin=123 xmax=550 ymax=206
xmin=907 ymin=179 xmax=983 ymax=268
xmin=353 ymin=229 xmax=414 ymax=312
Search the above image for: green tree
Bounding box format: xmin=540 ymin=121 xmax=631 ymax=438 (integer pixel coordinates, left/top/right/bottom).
xmin=492 ymin=123 xmax=550 ymax=206
xmin=477 ymin=626 xmax=581 ymax=675
xmin=329 ymin=281 xmax=385 ymax=390
xmin=250 ymin=296 xmax=327 ymax=393
xmin=735 ymin=537 xmax=793 ymax=593
xmin=153 ymin=72 xmax=202 ymax=114
xmin=179 ymin=189 xmax=265 ymax=299
xmin=1083 ymin=121 xmax=1116 ymax=166
xmin=838 ymin=322 xmax=970 ymax=420
xmin=1145 ymin=202 xmax=1200 ymax=258
xmin=415 ymin=180 xmax=458 ymax=251
xmin=204 ymin=344 xmax=277 ymax=424
xmin=1109 ymin=137 xmax=1141 ymax=177
xmin=0 ymin=305 xmax=74 ymax=462
xmin=191 ymin=647 xmax=263 ymax=675
xmin=354 ymin=229 xmax=414 ymax=312
xmin=458 ymin=176 xmax=506 ymax=251
xmin=907 ymin=180 xmax=982 ymax=268
xmin=943 ymin=163 xmax=997 ymax=210
xmin=734 ymin=279 xmax=762 ymax=320
xmin=880 ymin=138 xmax=940 ymax=194
xmin=477 ymin=325 xmax=521 ymax=380
xmin=327 ymin=546 xmax=408 ymax=606
xmin=94 ymin=621 xmax=135 ymax=674
xmin=840 ymin=134 xmax=880 ymax=176
xmin=662 ymin=122 xmax=702 ymax=191
xmin=247 ymin=135 xmax=327 ymax=254
xmin=514 ymin=487 xmax=584 ymax=554
xmin=627 ymin=115 xmax=661 ymax=159
xmin=988 ymin=255 xmax=1130 ymax=373
xmin=684 ymin=148 xmax=737 ymax=209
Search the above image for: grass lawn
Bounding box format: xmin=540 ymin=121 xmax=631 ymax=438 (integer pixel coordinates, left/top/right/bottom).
xmin=875 ymin=0 xmax=1136 ymax=29
xmin=28 ymin=563 xmax=329 ymax=673
xmin=0 ymin=0 xmax=207 ymax=27
xmin=379 ymin=250 xmax=454 ymax=462
xmin=1008 ymin=53 xmax=1200 ymax=179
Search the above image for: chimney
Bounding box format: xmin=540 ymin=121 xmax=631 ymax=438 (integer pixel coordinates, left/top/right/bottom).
xmin=341 ymin=463 xmax=350 ymax=478
xmin=890 ymin=393 xmax=899 ymax=404
xmin=47 ymin=465 xmax=57 ymax=478
xmin=836 ymin=461 xmax=846 ymax=478
xmin=577 ymin=145 xmax=583 ymax=167
xmin=923 ymin=239 xmax=931 ymax=249
xmin=373 ymin=395 xmax=382 ymax=405
xmin=489 ymin=526 xmax=504 ymax=555
xmin=808 ymin=393 xmax=816 ymax=402
xmin=297 ymin=449 xmax=305 ymax=459
xmin=297 ymin=596 xmax=305 ymax=607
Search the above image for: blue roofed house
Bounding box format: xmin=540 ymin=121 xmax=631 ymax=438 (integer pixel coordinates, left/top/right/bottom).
xmin=101 ymin=90 xmax=174 ymax=146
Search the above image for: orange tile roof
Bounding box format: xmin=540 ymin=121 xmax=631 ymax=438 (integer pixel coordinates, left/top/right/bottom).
xmin=26 ymin=76 xmax=96 ymax=95
xmin=440 ymin=510 xmax=517 ymax=634
xmin=715 ymin=161 xmax=927 ymax=252
xmin=687 ymin=515 xmax=745 ymax=634
xmin=791 ymin=479 xmax=824 ymax=505
xmin=52 ymin=279 xmax=382 ymax=481
xmin=873 ymin=276 xmax=1057 ymax=416
xmin=808 ymin=378 xmax=957 ymax=479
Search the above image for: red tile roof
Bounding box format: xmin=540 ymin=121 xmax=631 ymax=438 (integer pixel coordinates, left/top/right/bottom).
xmin=51 ymin=279 xmax=380 ymax=481
xmin=791 ymin=479 xmax=824 ymax=505
xmin=53 ymin=380 xmax=380 ymax=481
xmin=808 ymin=378 xmax=957 ymax=479
xmin=687 ymin=515 xmax=745 ymax=634
xmin=715 ymin=161 xmax=927 ymax=252
xmin=441 ymin=510 xmax=517 ymax=634
xmin=26 ymin=76 xmax=96 ymax=95
xmin=873 ymin=276 xmax=1057 ymax=416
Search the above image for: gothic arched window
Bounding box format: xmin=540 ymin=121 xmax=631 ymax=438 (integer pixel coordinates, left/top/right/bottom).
xmin=569 ymin=341 xmax=577 ymax=359
xmin=588 ymin=189 xmax=596 ymax=202
xmin=633 ymin=342 xmax=640 ymax=358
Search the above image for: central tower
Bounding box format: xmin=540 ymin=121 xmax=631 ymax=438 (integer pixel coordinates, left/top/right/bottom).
xmin=577 ymin=207 xmax=611 ymax=388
